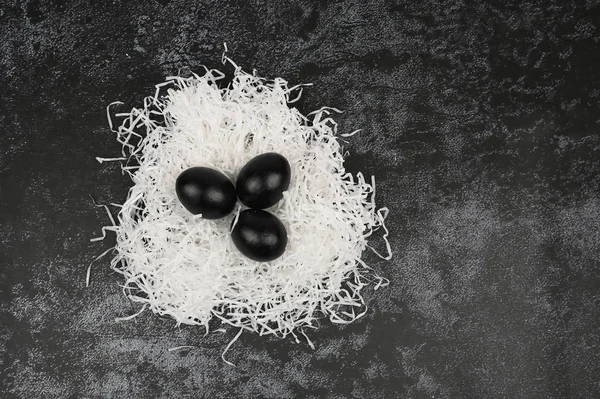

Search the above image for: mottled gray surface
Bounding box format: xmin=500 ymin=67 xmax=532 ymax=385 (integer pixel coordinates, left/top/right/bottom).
xmin=2 ymin=0 xmax=600 ymax=398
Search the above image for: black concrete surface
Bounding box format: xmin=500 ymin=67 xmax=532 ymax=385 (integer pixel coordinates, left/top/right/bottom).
xmin=1 ymin=0 xmax=600 ymax=398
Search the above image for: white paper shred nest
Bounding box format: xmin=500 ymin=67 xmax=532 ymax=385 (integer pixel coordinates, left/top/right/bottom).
xmin=92 ymin=56 xmax=391 ymax=350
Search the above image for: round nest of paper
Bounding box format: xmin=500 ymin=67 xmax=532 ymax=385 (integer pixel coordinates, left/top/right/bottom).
xmin=95 ymin=57 xmax=391 ymax=346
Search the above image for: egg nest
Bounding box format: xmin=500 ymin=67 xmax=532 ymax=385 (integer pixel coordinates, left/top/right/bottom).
xmin=94 ymin=56 xmax=390 ymax=347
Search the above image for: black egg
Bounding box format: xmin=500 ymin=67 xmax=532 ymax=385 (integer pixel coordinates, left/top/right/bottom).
xmin=231 ymin=209 xmax=288 ymax=262
xmin=236 ymin=152 xmax=291 ymax=209
xmin=175 ymin=167 xmax=237 ymax=219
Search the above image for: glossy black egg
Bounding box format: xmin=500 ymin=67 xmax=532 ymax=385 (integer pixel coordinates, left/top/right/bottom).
xmin=236 ymin=152 xmax=291 ymax=209
xmin=175 ymin=167 xmax=237 ymax=219
xmin=231 ymin=209 xmax=288 ymax=262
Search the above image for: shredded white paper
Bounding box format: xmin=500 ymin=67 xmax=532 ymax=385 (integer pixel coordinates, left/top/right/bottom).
xmin=93 ymin=56 xmax=391 ymax=347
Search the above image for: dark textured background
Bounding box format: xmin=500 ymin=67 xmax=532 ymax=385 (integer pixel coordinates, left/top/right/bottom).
xmin=2 ymin=0 xmax=600 ymax=398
